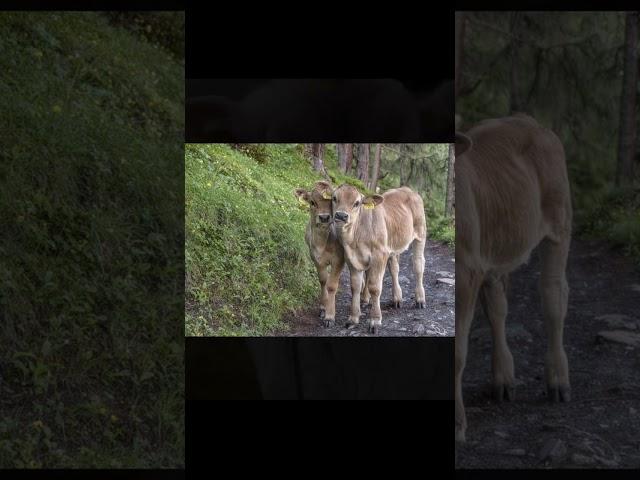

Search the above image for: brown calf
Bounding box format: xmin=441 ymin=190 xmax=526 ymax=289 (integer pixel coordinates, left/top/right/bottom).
xmin=332 ymin=185 xmax=427 ymax=333
xmin=295 ymin=181 xmax=345 ymax=327
xmin=455 ymin=114 xmax=572 ymax=442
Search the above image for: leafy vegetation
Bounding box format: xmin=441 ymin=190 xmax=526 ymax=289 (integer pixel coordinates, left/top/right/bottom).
xmin=0 ymin=12 xmax=184 ymax=467
xmin=185 ymin=143 xmax=452 ymax=336
xmin=377 ymin=144 xmax=455 ymax=246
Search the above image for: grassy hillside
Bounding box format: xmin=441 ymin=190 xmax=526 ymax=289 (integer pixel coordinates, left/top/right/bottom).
xmin=0 ymin=13 xmax=184 ymax=467
xmin=185 ymin=143 xmax=452 ymax=336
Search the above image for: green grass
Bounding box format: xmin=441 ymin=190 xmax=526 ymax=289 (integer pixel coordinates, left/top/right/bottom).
xmin=0 ymin=12 xmax=184 ymax=467
xmin=186 ymin=144 xmax=453 ymax=336
xmin=185 ymin=144 xmax=321 ymax=336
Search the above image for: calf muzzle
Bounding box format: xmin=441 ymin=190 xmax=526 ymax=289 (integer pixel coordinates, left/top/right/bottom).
xmin=334 ymin=211 xmax=349 ymax=223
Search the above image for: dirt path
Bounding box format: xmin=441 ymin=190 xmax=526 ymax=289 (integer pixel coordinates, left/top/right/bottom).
xmin=278 ymin=240 xmax=455 ymax=337
xmin=456 ymin=239 xmax=640 ymax=469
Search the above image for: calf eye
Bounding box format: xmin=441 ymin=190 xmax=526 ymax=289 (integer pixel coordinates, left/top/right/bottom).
xmin=310 ymin=201 xmax=316 ymax=207
xmin=354 ymin=200 xmax=360 ymax=207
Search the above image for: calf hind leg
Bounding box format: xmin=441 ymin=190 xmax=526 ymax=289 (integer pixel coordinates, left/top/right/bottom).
xmin=389 ymin=254 xmax=402 ymax=308
xmin=480 ymin=274 xmax=515 ymax=402
xmin=412 ymin=239 xmax=426 ymax=308
xmin=539 ymin=237 xmax=571 ymax=402
xmin=455 ymin=266 xmax=483 ymax=442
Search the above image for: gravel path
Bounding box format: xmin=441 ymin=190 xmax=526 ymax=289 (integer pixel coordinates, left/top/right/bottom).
xmin=456 ymin=239 xmax=640 ymax=469
xmin=278 ymin=240 xmax=455 ymax=337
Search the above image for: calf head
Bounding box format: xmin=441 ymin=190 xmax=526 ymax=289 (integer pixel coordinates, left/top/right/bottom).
xmin=332 ymin=184 xmax=383 ymax=228
xmin=295 ymin=181 xmax=334 ymax=227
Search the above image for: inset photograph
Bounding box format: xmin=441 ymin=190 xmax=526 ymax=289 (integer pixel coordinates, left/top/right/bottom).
xmin=185 ymin=143 xmax=455 ymax=337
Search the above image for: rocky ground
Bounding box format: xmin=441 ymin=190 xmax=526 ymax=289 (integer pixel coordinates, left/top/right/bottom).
xmin=278 ymin=240 xmax=455 ymax=337
xmin=456 ymin=239 xmax=640 ymax=469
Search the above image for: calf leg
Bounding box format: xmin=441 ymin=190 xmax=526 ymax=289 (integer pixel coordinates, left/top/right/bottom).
xmin=389 ymin=254 xmax=402 ymax=308
xmin=412 ymin=239 xmax=426 ymax=308
xmin=323 ymin=262 xmax=342 ymax=327
xmin=317 ymin=265 xmax=328 ymax=319
xmin=361 ymin=271 xmax=371 ymax=305
xmin=481 ymin=274 xmax=515 ymax=402
xmin=539 ymin=237 xmax=571 ymax=402
xmin=367 ymin=256 xmax=388 ymax=334
xmin=455 ymin=265 xmax=483 ymax=442
xmin=346 ymin=267 xmax=364 ymax=328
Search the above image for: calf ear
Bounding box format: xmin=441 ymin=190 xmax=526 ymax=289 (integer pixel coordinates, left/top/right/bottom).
xmin=362 ymin=194 xmax=384 ymax=209
xmin=455 ymin=132 xmax=472 ymax=157
xmin=294 ymin=188 xmax=310 ymax=203
xmin=314 ymin=181 xmax=333 ymax=199
xmin=314 ymin=180 xmax=332 ymax=191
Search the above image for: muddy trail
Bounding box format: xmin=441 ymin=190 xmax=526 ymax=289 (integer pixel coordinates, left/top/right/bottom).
xmin=277 ymin=240 xmax=455 ymax=337
xmin=456 ymin=239 xmax=640 ymax=469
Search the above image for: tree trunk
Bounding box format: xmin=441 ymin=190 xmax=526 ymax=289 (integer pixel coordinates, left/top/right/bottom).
xmin=344 ymin=144 xmax=354 ymax=172
xmin=455 ymin=12 xmax=466 ymax=98
xmin=406 ymin=158 xmax=416 ymax=184
xmin=509 ymin=12 xmax=523 ymax=113
xmin=445 ymin=143 xmax=456 ymax=217
xmin=356 ymin=143 xmax=369 ymax=184
xmin=337 ymin=143 xmax=353 ymax=173
xmin=367 ymin=144 xmax=382 ymax=191
xmin=616 ymin=12 xmax=638 ymax=187
xmin=311 ymin=143 xmax=325 ymax=172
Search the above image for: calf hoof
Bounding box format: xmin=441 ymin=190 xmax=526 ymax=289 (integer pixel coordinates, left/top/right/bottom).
xmin=393 ymin=300 xmax=401 ymax=309
xmin=345 ymin=321 xmax=358 ymax=329
xmin=415 ymin=301 xmax=426 ymax=309
xmin=369 ymin=325 xmax=378 ymax=334
xmin=455 ymin=425 xmax=466 ymax=443
xmin=323 ymin=318 xmax=334 ymax=328
xmin=319 ymin=309 xmax=325 ymax=319
xmin=548 ymin=385 xmax=571 ymax=403
xmin=493 ymin=384 xmax=516 ymax=403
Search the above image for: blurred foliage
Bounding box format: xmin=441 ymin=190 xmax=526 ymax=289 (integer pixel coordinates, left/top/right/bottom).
xmin=104 ymin=12 xmax=184 ymax=61
xmin=0 ymin=12 xmax=184 ymax=467
xmin=458 ymin=12 xmax=639 ymax=263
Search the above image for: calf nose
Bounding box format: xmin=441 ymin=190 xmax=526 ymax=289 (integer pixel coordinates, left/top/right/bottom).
xmin=318 ymin=214 xmax=330 ymax=223
xmin=334 ymin=211 xmax=349 ymax=222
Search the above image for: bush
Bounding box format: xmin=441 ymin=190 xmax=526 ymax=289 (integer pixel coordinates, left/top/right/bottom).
xmin=577 ymin=183 xmax=640 ymax=263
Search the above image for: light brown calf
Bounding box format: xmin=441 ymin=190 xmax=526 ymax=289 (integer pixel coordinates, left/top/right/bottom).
xmin=332 ymin=185 xmax=427 ymax=333
xmin=295 ymin=181 xmax=345 ymax=327
xmin=455 ymin=114 xmax=572 ymax=442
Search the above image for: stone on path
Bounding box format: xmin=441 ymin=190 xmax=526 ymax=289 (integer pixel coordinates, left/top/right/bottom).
xmin=596 ymin=330 xmax=640 ymax=347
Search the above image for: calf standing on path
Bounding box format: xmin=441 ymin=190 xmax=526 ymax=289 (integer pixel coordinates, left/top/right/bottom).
xmin=295 ymin=181 xmax=345 ymax=327
xmin=332 ymin=185 xmax=427 ymax=333
xmin=455 ymin=114 xmax=572 ymax=443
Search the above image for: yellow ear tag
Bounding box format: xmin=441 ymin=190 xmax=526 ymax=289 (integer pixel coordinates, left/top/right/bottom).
xmin=298 ymin=197 xmax=310 ymax=208
xmin=363 ymin=202 xmax=375 ymax=210
xmin=322 ymin=190 xmax=332 ymax=200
